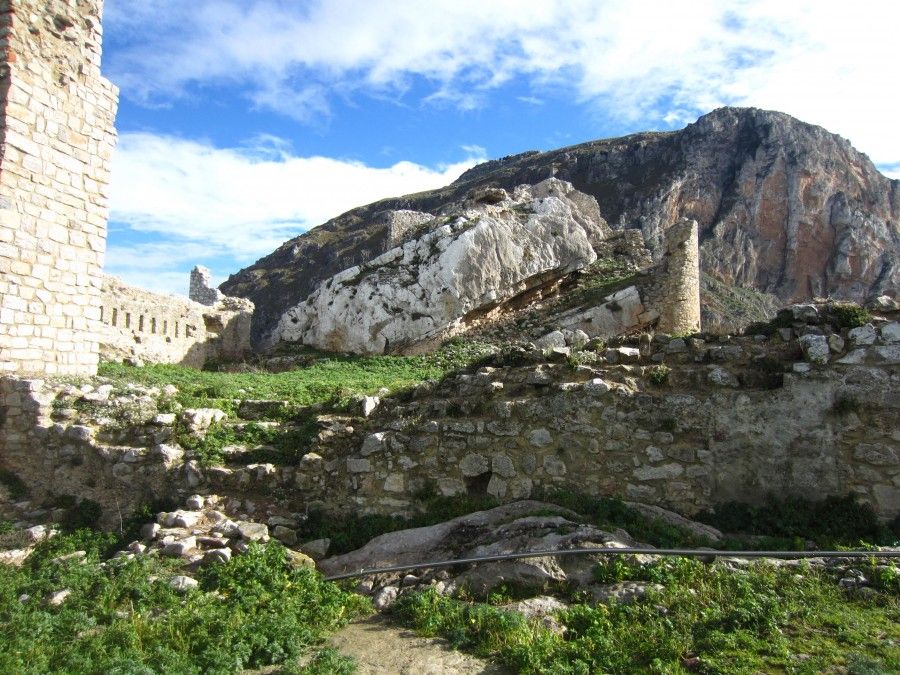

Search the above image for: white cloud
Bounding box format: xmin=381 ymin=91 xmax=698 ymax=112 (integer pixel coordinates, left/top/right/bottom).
xmin=104 ymin=0 xmax=900 ymax=165
xmin=106 ymin=133 xmax=483 ymax=293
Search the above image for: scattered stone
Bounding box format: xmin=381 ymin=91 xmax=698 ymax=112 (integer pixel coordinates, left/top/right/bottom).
xmin=798 ymin=334 xmax=830 ymax=364
xmin=707 ymin=366 xmax=739 ymax=387
xmin=141 ymin=523 xmax=161 ymax=540
xmin=847 ymin=324 xmax=877 ymax=346
xmin=162 ymin=537 xmax=197 ymax=558
xmin=372 ymin=586 xmax=400 ymax=611
xmin=168 ymin=576 xmax=199 ymax=592
xmin=273 ymin=526 xmax=298 ymax=546
xmin=47 ymin=589 xmax=71 ymax=606
xmin=202 ymin=548 xmax=232 ymax=565
xmin=185 ymin=495 xmax=205 ymax=510
xmin=298 ymin=538 xmax=331 ymax=560
xmin=235 ymin=522 xmax=269 ymax=542
xmin=534 ymin=330 xmax=567 ymax=349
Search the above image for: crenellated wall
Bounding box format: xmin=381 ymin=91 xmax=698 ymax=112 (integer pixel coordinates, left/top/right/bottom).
xmin=0 ymin=0 xmax=118 ymax=376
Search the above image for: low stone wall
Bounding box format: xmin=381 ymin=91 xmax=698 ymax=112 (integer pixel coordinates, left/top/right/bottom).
xmin=99 ymin=276 xmax=253 ymax=368
xmin=2 ymin=308 xmax=897 ymax=526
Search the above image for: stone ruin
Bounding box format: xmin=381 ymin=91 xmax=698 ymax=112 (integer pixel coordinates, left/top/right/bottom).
xmin=0 ymin=0 xmax=118 ymax=376
xmin=98 ymin=275 xmax=252 ymax=368
xmin=189 ymin=265 xmax=224 ymax=306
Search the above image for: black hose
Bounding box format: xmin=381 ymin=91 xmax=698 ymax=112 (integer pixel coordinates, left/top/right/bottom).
xmin=323 ymin=546 xmax=900 ymax=581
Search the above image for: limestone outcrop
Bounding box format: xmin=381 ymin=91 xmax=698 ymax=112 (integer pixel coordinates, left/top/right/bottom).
xmin=222 ymin=107 xmax=899 ymax=347
xmin=275 ymin=179 xmax=608 ymax=354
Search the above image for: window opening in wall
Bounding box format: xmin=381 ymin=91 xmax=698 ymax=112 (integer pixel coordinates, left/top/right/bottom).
xmin=175 ymin=322 xmax=180 ymax=338
xmin=100 ymin=306 xmax=104 ymax=322
xmin=125 ymin=312 xmax=131 ymax=329
xmin=151 ymin=317 xmax=157 ymax=334
xmin=163 ymin=320 xmax=168 ymax=335
xmin=111 ymin=308 xmax=118 ymax=326
xmin=139 ymin=315 xmax=145 ymax=332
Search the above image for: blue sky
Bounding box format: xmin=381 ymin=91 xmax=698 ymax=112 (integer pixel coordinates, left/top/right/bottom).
xmin=100 ymin=0 xmax=900 ymax=296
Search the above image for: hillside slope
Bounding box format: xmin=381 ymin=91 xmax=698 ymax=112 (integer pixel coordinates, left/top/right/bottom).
xmin=221 ymin=107 xmax=900 ymax=347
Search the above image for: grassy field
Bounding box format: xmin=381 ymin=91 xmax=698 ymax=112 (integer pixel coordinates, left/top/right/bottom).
xmin=97 ymin=340 xmax=496 ymax=414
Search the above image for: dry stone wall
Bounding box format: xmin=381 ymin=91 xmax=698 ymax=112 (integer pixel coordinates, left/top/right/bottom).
xmin=0 ymin=0 xmax=118 ymax=376
xmin=3 ymin=307 xmax=896 ymax=528
xmin=99 ymin=276 xmax=254 ymax=368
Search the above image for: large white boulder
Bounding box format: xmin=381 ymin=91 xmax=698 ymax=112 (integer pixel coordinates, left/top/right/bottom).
xmin=275 ymin=179 xmax=606 ymax=354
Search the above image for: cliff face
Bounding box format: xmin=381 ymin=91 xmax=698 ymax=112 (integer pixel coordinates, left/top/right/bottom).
xmin=221 ymin=107 xmax=899 ymax=347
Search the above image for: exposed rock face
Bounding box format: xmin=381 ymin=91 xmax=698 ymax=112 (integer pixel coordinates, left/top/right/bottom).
xmin=221 ymin=107 xmax=899 ymax=347
xmin=275 ymin=179 xmax=607 ymax=354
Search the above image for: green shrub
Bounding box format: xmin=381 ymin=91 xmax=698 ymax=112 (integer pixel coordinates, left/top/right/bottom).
xmin=830 ymin=302 xmax=872 ymax=329
xmin=697 ymin=495 xmax=897 ymax=547
xmin=647 ymin=364 xmax=670 ymax=386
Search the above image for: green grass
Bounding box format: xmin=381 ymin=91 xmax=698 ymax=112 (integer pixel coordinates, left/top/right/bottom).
xmin=175 ymin=418 xmax=320 ymax=467
xmin=394 ymin=557 xmax=900 ymax=674
xmin=0 ymin=531 xmax=369 ymax=674
xmin=97 ymin=340 xmax=497 ymax=414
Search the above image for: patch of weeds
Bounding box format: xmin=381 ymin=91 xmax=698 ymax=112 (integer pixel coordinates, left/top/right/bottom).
xmin=54 ymin=496 xmax=103 ymax=533
xmin=0 ymin=469 xmax=28 ymax=500
xmin=647 ymin=364 xmax=670 ymax=386
xmin=1 ymin=535 xmax=368 ymax=673
xmin=395 ymin=558 xmax=900 ymax=673
xmin=541 ymin=490 xmax=712 ymax=548
xmin=830 ymin=302 xmax=872 ymax=329
xmin=98 ymin=339 xmax=497 ymax=413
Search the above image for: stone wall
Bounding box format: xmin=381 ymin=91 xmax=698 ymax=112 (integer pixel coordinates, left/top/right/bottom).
xmin=3 ymin=307 xmax=895 ymax=527
xmin=0 ymin=0 xmax=118 ymax=376
xmin=189 ymin=265 xmax=223 ymax=306
xmin=99 ymin=275 xmax=254 ymax=368
xmin=307 ymin=324 xmax=898 ymax=521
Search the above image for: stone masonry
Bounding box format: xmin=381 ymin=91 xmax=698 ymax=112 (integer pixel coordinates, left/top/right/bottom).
xmin=0 ymin=0 xmax=118 ymax=376
xmin=189 ymin=265 xmax=224 ymax=306
xmin=646 ymin=218 xmax=701 ymax=335
xmin=99 ymin=275 xmax=254 ymax=368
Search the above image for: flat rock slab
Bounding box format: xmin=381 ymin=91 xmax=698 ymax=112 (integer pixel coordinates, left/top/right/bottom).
xmin=329 ymin=616 xmax=509 ymax=674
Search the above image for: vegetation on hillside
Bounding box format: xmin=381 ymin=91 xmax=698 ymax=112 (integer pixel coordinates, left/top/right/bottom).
xmin=395 ymin=557 xmax=900 ymax=674
xmin=97 ymin=339 xmax=497 ymax=414
xmin=0 ymin=530 xmax=367 ymax=674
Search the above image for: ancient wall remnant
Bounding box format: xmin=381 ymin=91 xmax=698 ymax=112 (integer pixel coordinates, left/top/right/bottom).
xmin=99 ymin=276 xmax=253 ymax=368
xmin=189 ymin=265 xmax=224 ymax=306
xmin=644 ymin=218 xmax=701 ymax=335
xmin=0 ymin=0 xmax=118 ymax=376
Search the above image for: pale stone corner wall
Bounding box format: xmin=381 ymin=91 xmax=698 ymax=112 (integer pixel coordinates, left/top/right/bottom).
xmin=99 ymin=275 xmax=254 ymax=368
xmin=0 ymin=0 xmax=118 ymax=376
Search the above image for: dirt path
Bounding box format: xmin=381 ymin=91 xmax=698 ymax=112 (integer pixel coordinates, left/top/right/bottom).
xmin=329 ymin=615 xmax=511 ymax=674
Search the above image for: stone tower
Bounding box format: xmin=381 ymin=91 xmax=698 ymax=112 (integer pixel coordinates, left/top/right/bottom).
xmin=0 ymin=0 xmax=118 ymax=375
xmin=653 ymin=218 xmax=701 ymax=335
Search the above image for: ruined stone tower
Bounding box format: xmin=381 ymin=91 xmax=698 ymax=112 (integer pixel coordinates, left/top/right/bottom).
xmin=652 ymin=218 xmax=702 ymax=335
xmin=0 ymin=0 xmax=118 ymax=375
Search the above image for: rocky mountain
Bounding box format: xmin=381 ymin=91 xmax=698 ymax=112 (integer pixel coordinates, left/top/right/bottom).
xmin=221 ymin=107 xmax=900 ymax=348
